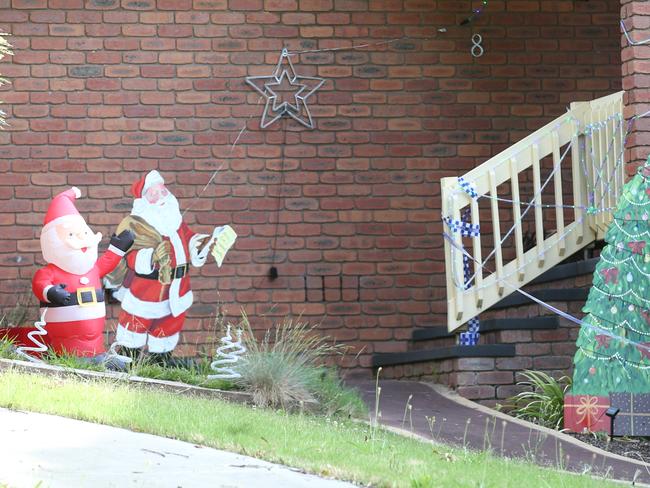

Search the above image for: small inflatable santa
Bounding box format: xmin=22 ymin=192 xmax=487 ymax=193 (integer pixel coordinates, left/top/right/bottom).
xmin=9 ymin=187 xmax=134 ymax=359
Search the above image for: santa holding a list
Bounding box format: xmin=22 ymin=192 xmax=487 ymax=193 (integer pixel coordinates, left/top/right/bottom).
xmin=106 ymin=170 xmax=236 ymax=363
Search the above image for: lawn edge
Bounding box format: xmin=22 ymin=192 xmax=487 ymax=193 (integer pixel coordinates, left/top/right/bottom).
xmin=0 ymin=358 xmax=316 ymax=408
xmin=423 ymin=381 xmax=650 ymax=473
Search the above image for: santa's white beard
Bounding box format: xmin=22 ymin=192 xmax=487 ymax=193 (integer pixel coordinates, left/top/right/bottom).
xmin=41 ymin=229 xmax=100 ymax=275
xmin=131 ymin=193 xmax=182 ymax=237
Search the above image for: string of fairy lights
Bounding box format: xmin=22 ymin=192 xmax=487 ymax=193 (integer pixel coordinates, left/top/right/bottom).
xmin=444 ymin=106 xmax=650 ymax=362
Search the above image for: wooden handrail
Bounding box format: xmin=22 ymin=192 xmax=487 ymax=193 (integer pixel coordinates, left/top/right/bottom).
xmin=442 ymin=91 xmax=624 ymax=332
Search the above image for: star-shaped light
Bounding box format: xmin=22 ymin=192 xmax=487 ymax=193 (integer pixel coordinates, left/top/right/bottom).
xmin=245 ymin=48 xmax=325 ymax=129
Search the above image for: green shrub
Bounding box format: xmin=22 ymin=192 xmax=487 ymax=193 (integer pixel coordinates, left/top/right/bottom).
xmin=503 ymin=370 xmax=571 ymax=430
xmin=233 ymin=312 xmax=365 ymax=417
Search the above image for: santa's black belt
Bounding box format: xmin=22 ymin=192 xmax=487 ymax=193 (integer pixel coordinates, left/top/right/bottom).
xmin=135 ymin=263 xmax=189 ymax=280
xmin=40 ymin=287 xmax=104 ymax=308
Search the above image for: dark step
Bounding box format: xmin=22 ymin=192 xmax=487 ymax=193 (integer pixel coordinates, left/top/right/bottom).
xmin=372 ymin=344 xmax=516 ymax=368
xmin=412 ymin=316 xmax=559 ymax=342
xmin=530 ymin=257 xmax=598 ymax=285
xmin=491 ymin=288 xmax=589 ymax=310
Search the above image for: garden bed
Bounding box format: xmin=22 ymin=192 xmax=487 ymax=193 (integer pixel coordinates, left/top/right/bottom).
xmin=0 ymin=314 xmax=368 ymax=418
xmin=568 ymin=433 xmax=650 ymax=463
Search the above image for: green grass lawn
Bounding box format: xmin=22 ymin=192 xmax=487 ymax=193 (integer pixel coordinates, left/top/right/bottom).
xmin=0 ymin=369 xmax=620 ymax=488
xmin=0 ymin=338 xmax=367 ymax=418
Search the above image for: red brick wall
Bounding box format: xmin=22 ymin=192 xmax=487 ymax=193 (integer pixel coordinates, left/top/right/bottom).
xmin=0 ymin=0 xmax=622 ymax=368
xmin=622 ymin=0 xmax=650 ymax=172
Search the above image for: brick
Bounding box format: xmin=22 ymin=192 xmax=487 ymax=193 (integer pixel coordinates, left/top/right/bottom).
xmin=0 ymin=0 xmax=626 ymax=373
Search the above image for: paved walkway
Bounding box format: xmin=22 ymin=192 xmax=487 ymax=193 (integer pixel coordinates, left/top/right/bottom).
xmin=0 ymin=408 xmax=354 ymax=488
xmin=348 ymin=379 xmax=650 ymax=485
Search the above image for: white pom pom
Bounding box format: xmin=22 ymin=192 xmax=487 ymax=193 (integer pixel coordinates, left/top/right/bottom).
xmin=71 ymin=187 xmax=81 ymax=198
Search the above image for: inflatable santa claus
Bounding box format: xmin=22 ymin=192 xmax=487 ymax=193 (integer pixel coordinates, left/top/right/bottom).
xmin=106 ymin=170 xmax=219 ymax=362
xmin=6 ymin=187 xmax=134 ymax=362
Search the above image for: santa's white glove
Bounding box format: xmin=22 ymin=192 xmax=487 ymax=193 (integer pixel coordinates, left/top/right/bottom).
xmin=190 ymin=233 xmax=210 ymax=268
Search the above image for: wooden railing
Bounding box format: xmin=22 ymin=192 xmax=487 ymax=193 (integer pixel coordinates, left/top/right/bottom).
xmin=442 ymin=91 xmax=625 ymax=332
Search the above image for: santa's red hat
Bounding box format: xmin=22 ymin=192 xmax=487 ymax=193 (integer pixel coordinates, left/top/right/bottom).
xmin=43 ymin=187 xmax=82 ymax=228
xmin=131 ymin=170 xmax=165 ymax=199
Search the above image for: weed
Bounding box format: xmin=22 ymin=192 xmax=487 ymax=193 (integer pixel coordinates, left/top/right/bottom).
xmin=0 ymin=338 xmax=18 ymax=360
xmin=130 ymin=360 xmax=234 ymax=391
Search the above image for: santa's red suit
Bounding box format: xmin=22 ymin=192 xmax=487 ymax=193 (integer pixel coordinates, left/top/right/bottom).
xmin=32 ymin=250 xmax=124 ymax=356
xmin=114 ymin=170 xmax=208 ymax=353
xmin=3 ymin=187 xmax=131 ymax=357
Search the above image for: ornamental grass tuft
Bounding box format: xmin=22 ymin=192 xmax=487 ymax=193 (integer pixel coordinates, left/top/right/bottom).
xmin=232 ymin=312 xmax=365 ymax=417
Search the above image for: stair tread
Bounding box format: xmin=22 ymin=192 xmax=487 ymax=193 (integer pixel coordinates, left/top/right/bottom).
xmin=412 ymin=316 xmax=560 ymax=341
xmin=372 ymin=344 xmax=516 ymax=367
xmin=491 ymin=287 xmax=589 ymax=310
xmin=530 ymin=257 xmax=598 ymax=285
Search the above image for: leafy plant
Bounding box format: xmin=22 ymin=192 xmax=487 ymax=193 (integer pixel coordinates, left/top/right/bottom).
xmin=503 ymin=370 xmax=571 ymax=430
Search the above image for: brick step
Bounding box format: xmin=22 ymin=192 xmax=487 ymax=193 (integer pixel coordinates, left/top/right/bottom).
xmin=413 ymin=316 xmax=560 ymax=341
xmin=372 ymin=344 xmax=515 ymax=368
xmin=410 ymin=316 xmax=560 ymax=350
xmin=376 ymin=255 xmax=597 ymax=403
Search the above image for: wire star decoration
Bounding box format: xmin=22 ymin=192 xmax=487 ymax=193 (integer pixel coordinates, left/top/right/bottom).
xmin=245 ymin=48 xmax=326 ymax=129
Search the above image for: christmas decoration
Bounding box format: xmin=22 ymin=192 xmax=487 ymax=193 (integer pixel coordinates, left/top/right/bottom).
xmin=245 ymin=48 xmax=325 ymax=129
xmin=564 ymin=394 xmax=610 ymax=434
xmin=13 ymin=309 xmax=48 ymax=364
xmin=460 ymin=0 xmax=488 ymax=26
xmin=105 ymin=170 xmax=235 ymax=360
xmin=197 ymin=225 xmax=238 ymax=268
xmin=1 ymin=187 xmax=134 ymax=362
xmin=610 ymin=392 xmax=650 ymax=436
xmin=621 ymin=20 xmax=650 ymax=47
xmin=208 ymin=324 xmax=246 ymax=380
xmin=458 ymin=209 xmax=480 ymax=346
xmin=565 ymin=160 xmax=650 ymax=434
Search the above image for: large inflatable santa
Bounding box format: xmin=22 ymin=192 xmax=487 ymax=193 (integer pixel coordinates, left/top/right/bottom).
xmin=106 ymin=170 xmax=218 ymax=362
xmin=5 ymin=187 xmax=134 ymax=361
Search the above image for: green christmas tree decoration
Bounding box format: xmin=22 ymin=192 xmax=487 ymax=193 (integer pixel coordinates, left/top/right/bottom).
xmin=566 ymin=160 xmax=650 ymax=435
xmin=572 ymin=162 xmax=650 ymax=395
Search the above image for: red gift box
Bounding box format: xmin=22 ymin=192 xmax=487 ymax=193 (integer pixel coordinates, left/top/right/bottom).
xmin=564 ymin=394 xmax=610 ymax=434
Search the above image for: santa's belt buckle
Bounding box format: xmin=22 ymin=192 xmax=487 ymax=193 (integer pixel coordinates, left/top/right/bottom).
xmin=175 ymin=264 xmax=188 ymax=279
xmin=76 ymin=287 xmax=97 ymax=307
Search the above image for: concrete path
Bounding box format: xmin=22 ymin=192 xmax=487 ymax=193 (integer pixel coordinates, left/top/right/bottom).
xmin=0 ymin=408 xmax=354 ymax=488
xmin=348 ymin=379 xmax=650 ymax=485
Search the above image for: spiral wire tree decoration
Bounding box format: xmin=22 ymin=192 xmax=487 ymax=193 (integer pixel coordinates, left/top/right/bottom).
xmin=14 ymin=308 xmax=48 ymax=363
xmin=208 ymin=324 xmax=246 ymax=380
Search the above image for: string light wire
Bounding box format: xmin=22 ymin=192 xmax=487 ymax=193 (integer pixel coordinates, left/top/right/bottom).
xmin=621 ymin=20 xmax=650 ymax=46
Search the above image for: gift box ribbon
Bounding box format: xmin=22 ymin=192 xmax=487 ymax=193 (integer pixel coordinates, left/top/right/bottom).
xmin=566 ymin=396 xmax=605 ymax=428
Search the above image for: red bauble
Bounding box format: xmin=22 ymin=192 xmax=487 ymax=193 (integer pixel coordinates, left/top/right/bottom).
xmin=589 ymin=367 xmax=596 ymax=375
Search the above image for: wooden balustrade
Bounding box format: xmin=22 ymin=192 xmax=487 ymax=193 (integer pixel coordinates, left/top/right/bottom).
xmin=442 ymin=91 xmax=624 ymax=332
